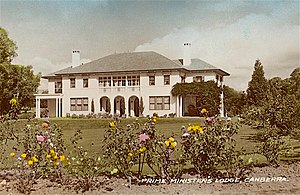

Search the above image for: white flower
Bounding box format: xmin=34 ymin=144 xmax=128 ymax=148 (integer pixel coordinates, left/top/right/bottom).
xmin=50 ymin=143 xmax=54 ymax=147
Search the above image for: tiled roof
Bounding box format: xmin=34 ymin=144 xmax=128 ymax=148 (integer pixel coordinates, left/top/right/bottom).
xmin=56 ymin=51 xmax=182 ymax=74
xmin=43 ymin=51 xmax=229 ymax=78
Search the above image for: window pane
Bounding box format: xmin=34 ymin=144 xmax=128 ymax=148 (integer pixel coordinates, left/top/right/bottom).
xmin=156 ymin=97 xmax=163 ymax=103
xmin=149 ymin=104 xmax=155 ymax=110
xmin=149 ymin=97 xmax=155 ymax=103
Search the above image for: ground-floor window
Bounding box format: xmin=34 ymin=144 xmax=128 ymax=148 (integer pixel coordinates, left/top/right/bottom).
xmin=149 ymin=96 xmax=170 ymax=110
xmin=70 ymin=98 xmax=88 ymax=111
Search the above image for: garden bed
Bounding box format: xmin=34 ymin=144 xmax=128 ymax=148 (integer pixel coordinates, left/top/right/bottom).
xmin=1 ymin=162 xmax=300 ymax=194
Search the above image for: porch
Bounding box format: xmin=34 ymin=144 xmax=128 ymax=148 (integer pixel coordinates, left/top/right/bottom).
xmin=34 ymin=94 xmax=63 ymax=118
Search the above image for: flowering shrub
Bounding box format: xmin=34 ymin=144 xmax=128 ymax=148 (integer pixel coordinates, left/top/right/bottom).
xmin=181 ymin=118 xmax=242 ymax=177
xmin=102 ymin=116 xmax=186 ymax=181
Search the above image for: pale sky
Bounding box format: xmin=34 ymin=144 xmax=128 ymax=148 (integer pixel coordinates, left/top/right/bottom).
xmin=0 ymin=0 xmax=299 ymax=90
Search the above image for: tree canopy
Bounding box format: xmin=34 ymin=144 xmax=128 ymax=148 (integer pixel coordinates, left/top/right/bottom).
xmin=246 ymin=59 xmax=268 ymax=106
xmin=223 ymin=85 xmax=246 ymax=117
xmin=0 ymin=28 xmax=40 ymax=115
xmin=0 ymin=28 xmax=17 ymax=64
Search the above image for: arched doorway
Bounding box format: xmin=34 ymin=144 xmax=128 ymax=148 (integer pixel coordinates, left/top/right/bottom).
xmin=128 ymin=96 xmax=139 ymax=117
xmin=100 ymin=96 xmax=110 ymax=113
xmin=114 ymin=96 xmax=125 ymax=116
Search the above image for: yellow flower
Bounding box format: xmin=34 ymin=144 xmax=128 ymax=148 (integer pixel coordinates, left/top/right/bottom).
xmin=165 ymin=137 xmax=177 ymax=149
xmin=170 ymin=141 xmax=177 ymax=149
xmin=109 ymin=121 xmax=115 ymax=128
xmin=139 ymin=146 xmax=146 ymax=153
xmin=188 ymin=125 xmax=204 ymax=133
xmin=50 ymin=149 xmax=55 ymax=155
xmin=9 ymin=98 xmax=17 ymax=106
xmin=10 ymin=152 xmax=15 ymax=157
xmin=197 ymin=126 xmax=204 ymax=133
xmin=153 ymin=116 xmax=157 ymax=122
xmin=201 ymin=108 xmax=207 ymax=113
xmin=128 ymin=152 xmax=133 ymax=158
xmin=28 ymin=160 xmax=33 ymax=166
xmin=168 ymin=137 xmax=175 ymax=142
xmin=21 ymin=153 xmax=27 ymax=159
xmin=53 ymin=155 xmax=58 ymax=160
xmin=59 ymin=155 xmax=65 ymax=162
xmin=46 ymin=154 xmax=51 ymax=159
xmin=32 ymin=156 xmax=38 ymax=163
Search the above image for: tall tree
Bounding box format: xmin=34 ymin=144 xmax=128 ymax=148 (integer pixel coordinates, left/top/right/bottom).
xmin=0 ymin=28 xmax=17 ymax=64
xmin=0 ymin=64 xmax=40 ymax=115
xmin=0 ymin=28 xmax=40 ymax=115
xmin=246 ymin=59 xmax=268 ymax=106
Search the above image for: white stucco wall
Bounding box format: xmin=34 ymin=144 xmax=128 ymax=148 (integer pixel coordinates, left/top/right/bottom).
xmin=45 ymin=70 xmax=224 ymax=117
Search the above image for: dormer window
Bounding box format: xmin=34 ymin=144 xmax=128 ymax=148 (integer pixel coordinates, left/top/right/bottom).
xmin=83 ymin=78 xmax=88 ymax=88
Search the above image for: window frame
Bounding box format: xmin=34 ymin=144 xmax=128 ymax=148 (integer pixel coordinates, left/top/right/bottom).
xmin=99 ymin=76 xmax=112 ymax=87
xmin=149 ymin=96 xmax=170 ymax=110
xmin=70 ymin=78 xmax=76 ymax=88
xmin=70 ymin=98 xmax=89 ymax=111
xmin=83 ymin=78 xmax=89 ymax=88
xmin=149 ymin=76 xmax=155 ymax=86
xmin=164 ymin=75 xmax=170 ymax=85
xmin=55 ymin=81 xmax=62 ymax=93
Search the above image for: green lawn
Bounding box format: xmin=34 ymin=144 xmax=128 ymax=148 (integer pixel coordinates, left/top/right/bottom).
xmin=5 ymin=117 xmax=300 ymax=165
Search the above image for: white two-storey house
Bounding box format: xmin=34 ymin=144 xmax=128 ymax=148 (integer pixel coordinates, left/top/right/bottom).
xmin=35 ymin=43 xmax=229 ymax=118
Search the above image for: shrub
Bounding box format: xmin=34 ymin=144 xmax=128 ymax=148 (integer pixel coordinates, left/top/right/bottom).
xmin=258 ymin=128 xmax=284 ymax=166
xmin=181 ymin=118 xmax=242 ymax=177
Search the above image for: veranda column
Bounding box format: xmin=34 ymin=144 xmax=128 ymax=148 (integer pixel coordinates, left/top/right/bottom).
xmin=220 ymin=90 xmax=225 ymax=117
xmin=179 ymin=96 xmax=183 ymax=117
xmin=55 ymin=98 xmax=58 ymax=117
xmin=110 ymin=98 xmax=114 ymax=115
xmin=36 ymin=97 xmax=41 ymax=118
xmin=125 ymin=97 xmax=128 ymax=117
xmin=61 ymin=98 xmax=65 ymax=117
xmin=58 ymin=98 xmax=61 ymax=117
xmin=176 ymin=96 xmax=179 ymax=117
xmin=219 ymin=80 xmax=225 ymax=117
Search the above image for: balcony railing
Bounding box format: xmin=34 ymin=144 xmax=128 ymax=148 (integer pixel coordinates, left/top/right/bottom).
xmin=99 ymin=86 xmax=140 ymax=93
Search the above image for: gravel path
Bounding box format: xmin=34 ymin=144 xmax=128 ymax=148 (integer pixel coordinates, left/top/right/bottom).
xmin=1 ymin=162 xmax=300 ymax=195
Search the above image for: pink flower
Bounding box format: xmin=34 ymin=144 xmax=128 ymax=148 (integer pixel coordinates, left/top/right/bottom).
xmin=139 ymin=133 xmax=150 ymax=142
xmin=36 ymin=135 xmax=45 ymax=143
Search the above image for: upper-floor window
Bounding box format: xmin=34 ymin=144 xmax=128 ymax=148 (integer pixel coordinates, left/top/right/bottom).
xmin=181 ymin=76 xmax=185 ymax=83
xmin=149 ymin=76 xmax=155 ymax=86
xmin=55 ymin=81 xmax=62 ymax=93
xmin=99 ymin=76 xmax=111 ymax=87
xmin=70 ymin=98 xmax=88 ymax=111
xmin=70 ymin=78 xmax=75 ymax=88
xmin=113 ymin=76 xmax=126 ymax=86
xmin=193 ymin=76 xmax=203 ymax=82
xmin=164 ymin=75 xmax=170 ymax=85
xmin=128 ymin=75 xmax=140 ymax=86
xmin=83 ymin=78 xmax=88 ymax=88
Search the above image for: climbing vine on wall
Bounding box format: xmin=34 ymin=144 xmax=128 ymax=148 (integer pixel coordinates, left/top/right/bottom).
xmin=171 ymin=81 xmax=221 ymax=116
